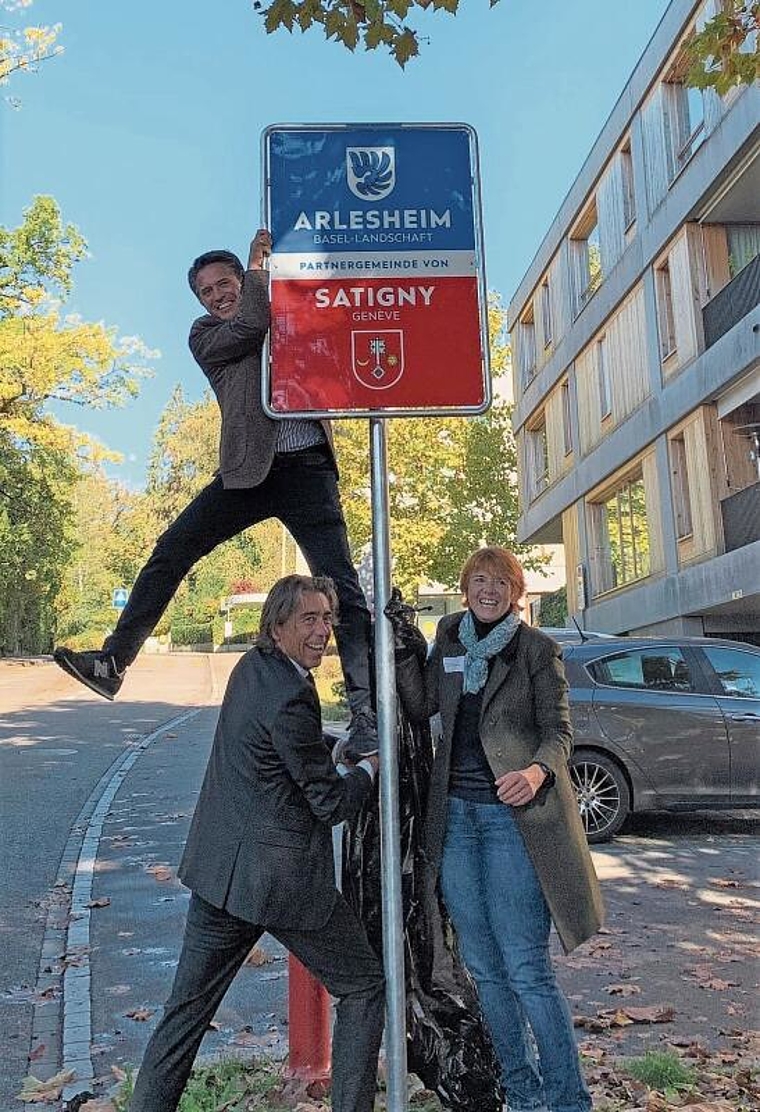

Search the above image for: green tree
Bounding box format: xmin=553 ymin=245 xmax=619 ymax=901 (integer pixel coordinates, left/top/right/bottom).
xmin=0 ymin=434 xmax=75 ymax=653
xmin=54 ymin=467 xmax=159 ymax=648
xmin=0 ymin=196 xmax=155 ymax=454
xmin=257 ymin=0 xmax=500 ymax=66
xmin=686 ymin=2 xmax=759 ymax=93
xmin=0 ymin=196 xmax=156 ymax=653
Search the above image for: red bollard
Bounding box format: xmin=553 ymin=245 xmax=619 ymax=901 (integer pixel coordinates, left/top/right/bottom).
xmin=286 ymin=954 xmax=332 ymax=1080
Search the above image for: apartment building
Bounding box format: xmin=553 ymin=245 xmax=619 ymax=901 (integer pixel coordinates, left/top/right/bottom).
xmin=508 ymin=0 xmax=760 ymax=641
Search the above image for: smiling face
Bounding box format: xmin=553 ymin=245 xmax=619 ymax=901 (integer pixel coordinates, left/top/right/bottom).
xmin=195 ymin=261 xmax=242 ymax=320
xmin=465 ymin=564 xmax=513 ymax=624
xmin=272 ymin=590 xmax=334 ymax=671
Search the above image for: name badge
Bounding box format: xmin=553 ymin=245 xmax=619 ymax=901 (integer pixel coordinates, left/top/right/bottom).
xmin=443 ymin=656 xmax=465 ymax=673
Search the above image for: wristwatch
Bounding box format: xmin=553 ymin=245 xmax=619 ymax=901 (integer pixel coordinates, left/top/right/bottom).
xmin=534 ymin=761 xmax=555 ymax=788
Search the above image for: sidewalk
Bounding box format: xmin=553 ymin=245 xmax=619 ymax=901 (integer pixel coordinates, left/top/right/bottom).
xmin=26 ymin=701 xmax=760 ymax=1105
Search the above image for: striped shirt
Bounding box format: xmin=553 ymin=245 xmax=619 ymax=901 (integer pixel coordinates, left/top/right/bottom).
xmin=274 ymin=418 xmax=326 ymax=454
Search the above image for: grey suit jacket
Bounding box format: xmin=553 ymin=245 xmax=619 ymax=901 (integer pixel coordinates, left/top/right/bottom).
xmin=189 ymin=269 xmax=335 ymax=489
xmin=179 ymin=646 xmax=373 ymax=930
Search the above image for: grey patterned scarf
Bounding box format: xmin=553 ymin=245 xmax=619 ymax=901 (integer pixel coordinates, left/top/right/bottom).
xmin=459 ymin=609 xmax=521 ymax=694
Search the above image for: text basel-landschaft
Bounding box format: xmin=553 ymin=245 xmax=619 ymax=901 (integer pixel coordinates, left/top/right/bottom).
xmin=294 ymin=209 xmax=452 ymax=231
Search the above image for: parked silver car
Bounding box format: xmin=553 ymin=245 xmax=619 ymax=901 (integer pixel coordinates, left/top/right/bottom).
xmin=554 ymin=634 xmax=760 ymax=842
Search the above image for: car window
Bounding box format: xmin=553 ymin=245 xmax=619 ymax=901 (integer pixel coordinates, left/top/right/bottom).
xmin=588 ymin=647 xmax=694 ymax=692
xmin=702 ymin=647 xmax=760 ymax=699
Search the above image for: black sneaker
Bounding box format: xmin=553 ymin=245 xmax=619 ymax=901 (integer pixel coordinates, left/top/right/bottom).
xmin=344 ymin=705 xmax=379 ymax=760
xmin=53 ymin=648 xmax=125 ymax=701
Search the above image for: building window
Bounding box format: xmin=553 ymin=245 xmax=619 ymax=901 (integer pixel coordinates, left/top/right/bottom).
xmin=519 ymin=303 xmax=537 ymax=384
xmin=528 ymin=416 xmax=549 ymax=500
xmin=597 ymin=336 xmax=612 ymax=419
xmin=669 ymin=433 xmax=693 ymax=539
xmin=621 ymin=141 xmax=636 ymax=231
xmin=727 ymin=224 xmax=760 ymax=278
xmin=571 ymin=199 xmax=603 ymax=313
xmin=561 ymin=380 xmax=573 ymax=455
xmin=656 ymin=259 xmax=677 ymax=360
xmin=540 ymin=279 xmax=553 ymax=348
xmin=663 ymin=67 xmax=705 ymax=179
xmin=590 ymin=471 xmax=650 ymax=593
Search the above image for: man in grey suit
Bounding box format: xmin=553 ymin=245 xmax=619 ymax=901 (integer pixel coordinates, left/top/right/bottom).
xmin=129 ymin=574 xmax=384 ymax=1112
xmin=54 ymin=229 xmax=376 ymax=757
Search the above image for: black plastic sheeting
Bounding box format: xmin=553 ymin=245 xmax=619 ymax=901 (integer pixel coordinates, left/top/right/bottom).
xmin=342 ymin=700 xmax=502 ymax=1111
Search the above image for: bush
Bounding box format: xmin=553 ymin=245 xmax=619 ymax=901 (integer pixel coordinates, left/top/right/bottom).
xmin=171 ymin=621 xmax=214 ymax=647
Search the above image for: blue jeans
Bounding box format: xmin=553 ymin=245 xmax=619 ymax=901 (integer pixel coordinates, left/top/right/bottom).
xmin=440 ymin=796 xmax=592 ymax=1112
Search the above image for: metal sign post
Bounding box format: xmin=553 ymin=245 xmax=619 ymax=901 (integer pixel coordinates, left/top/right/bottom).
xmin=263 ymin=122 xmax=490 ymax=1112
xmin=369 ymin=417 xmax=407 ymax=1110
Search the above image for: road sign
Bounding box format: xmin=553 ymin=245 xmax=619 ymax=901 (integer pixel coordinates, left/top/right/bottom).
xmin=263 ymin=123 xmax=490 ymax=418
xmin=112 ymin=587 xmax=129 ymax=610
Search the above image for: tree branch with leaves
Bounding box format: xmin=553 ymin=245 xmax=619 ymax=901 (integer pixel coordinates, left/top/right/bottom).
xmin=256 ymin=0 xmax=500 ymax=67
xmin=686 ymin=1 xmax=759 ymax=94
xmin=0 ymin=0 xmax=62 ymax=104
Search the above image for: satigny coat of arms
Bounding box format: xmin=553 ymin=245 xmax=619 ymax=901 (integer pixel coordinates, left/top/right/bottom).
xmin=351 ymin=330 xmax=405 ymax=390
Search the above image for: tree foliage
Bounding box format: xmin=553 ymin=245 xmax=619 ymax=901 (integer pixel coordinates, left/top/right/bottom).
xmin=0 ymin=196 xmax=156 ymax=653
xmin=0 ymin=197 xmax=156 ymax=455
xmin=0 ymin=0 xmax=62 ymax=104
xmin=686 ymin=2 xmax=759 ymax=94
xmin=257 ymin=0 xmax=500 ymax=66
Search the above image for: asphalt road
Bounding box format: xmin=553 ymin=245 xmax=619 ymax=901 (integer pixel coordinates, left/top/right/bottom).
xmin=0 ymin=654 xmax=758 ymax=1109
xmin=0 ymin=653 xmax=238 ymax=1109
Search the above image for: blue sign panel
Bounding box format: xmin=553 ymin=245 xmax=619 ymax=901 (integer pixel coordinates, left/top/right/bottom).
xmin=112 ymin=587 xmax=129 ymax=610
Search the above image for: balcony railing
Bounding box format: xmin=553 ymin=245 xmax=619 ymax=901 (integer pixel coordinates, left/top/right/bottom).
xmin=721 ymin=482 xmax=760 ymax=553
xmin=703 ymin=252 xmax=760 ymax=348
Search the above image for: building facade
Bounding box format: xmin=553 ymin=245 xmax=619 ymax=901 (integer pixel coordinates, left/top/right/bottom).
xmin=508 ymin=0 xmax=760 ymax=642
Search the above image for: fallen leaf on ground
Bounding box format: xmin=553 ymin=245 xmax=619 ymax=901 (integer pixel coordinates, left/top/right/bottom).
xmin=145 ymin=865 xmax=172 ymax=882
xmin=709 ymin=878 xmax=742 ymax=889
xmin=125 ymin=1007 xmax=154 ymax=1021
xmin=699 ymin=978 xmax=737 ymax=991
xmin=245 ymin=945 xmax=273 ymax=966
xmin=85 ymin=897 xmax=111 ymax=909
xmin=605 ymin=982 xmax=641 ymax=996
xmin=29 ymin=1043 xmax=46 ymax=1061
xmin=18 ymin=1069 xmax=76 ymax=1102
xmin=79 ymin=1102 xmax=117 ymax=1112
xmin=619 ymin=1004 xmax=676 ymax=1023
xmin=653 ymin=877 xmax=688 ymax=889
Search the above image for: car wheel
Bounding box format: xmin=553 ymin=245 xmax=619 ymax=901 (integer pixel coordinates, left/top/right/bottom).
xmin=570 ymin=752 xmax=631 ymax=843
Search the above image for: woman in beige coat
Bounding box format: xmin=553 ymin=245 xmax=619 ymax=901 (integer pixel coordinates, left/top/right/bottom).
xmin=390 ymin=546 xmax=604 ymax=1112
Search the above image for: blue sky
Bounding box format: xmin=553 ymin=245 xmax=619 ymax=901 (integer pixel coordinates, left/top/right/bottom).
xmin=3 ymin=0 xmax=669 ymax=487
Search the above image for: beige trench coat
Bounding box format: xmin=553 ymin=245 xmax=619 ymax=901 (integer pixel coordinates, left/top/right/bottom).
xmin=396 ymin=613 xmax=604 ymax=953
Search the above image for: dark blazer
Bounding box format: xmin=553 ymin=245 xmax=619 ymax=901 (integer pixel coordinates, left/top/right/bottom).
xmin=189 ymin=270 xmax=334 ymax=489
xmin=179 ymin=646 xmax=373 ymax=930
xmin=396 ymin=614 xmax=604 ymax=953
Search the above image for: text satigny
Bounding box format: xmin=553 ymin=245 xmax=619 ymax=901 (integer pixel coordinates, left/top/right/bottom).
xmin=314 ymin=285 xmax=435 ymax=322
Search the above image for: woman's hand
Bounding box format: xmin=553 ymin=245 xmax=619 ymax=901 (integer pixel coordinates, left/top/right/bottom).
xmin=495 ymin=763 xmax=547 ymax=806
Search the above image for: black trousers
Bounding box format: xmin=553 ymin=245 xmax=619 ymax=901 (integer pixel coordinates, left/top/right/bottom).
xmin=104 ymin=448 xmax=372 ymax=712
xmin=129 ymin=893 xmax=385 ymax=1112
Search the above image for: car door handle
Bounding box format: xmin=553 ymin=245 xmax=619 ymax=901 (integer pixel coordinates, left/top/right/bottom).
xmin=729 ymin=713 xmax=760 ymax=721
